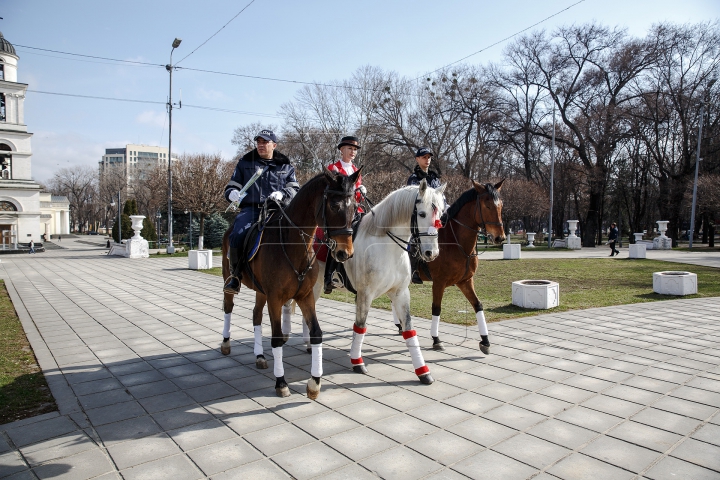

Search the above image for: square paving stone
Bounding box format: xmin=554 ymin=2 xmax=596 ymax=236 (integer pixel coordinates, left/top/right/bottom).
xmin=539 ymin=384 xmax=595 ymax=403
xmin=407 ymin=402 xmax=472 ymax=428
xmin=222 ymin=408 xmax=285 ymax=436
xmin=85 ymin=400 xmax=146 ymax=426
xmin=421 ymin=468 xmax=472 ymax=480
xmin=323 ymin=427 xmax=399 ymax=462
xmin=691 ymin=423 xmax=720 ymax=447
xmin=127 ymin=379 xmax=179 ymax=399
xmin=107 ymin=433 xmax=181 ymax=469
xmin=608 ymin=420 xmax=682 ymax=453
xmin=117 ymin=369 xmax=166 ymax=387
xmin=271 ymin=398 xmax=329 ymax=421
xmin=406 ymin=430 xmax=483 ymax=466
xmin=120 ymin=453 xmax=203 ymax=480
xmin=272 ymin=441 xmax=351 ymax=480
xmin=440 ymin=371 xmax=493 ymax=390
xmin=210 ymin=459 xmax=288 ymax=480
xmin=622 ymin=376 xmax=678 ymax=394
xmin=186 ymin=437 xmax=262 ymax=476
xmin=318 ymin=463 xmax=380 ymax=480
xmin=170 ymin=372 xmax=220 ymax=390
xmin=580 ymin=394 xmax=644 ymax=418
xmin=93 ymin=415 xmax=162 ymax=445
xmin=78 ymin=388 xmax=134 ymax=410
xmin=152 ymin=405 xmax=212 ymax=431
xmin=652 ymin=396 xmax=717 ymax=421
xmin=292 ymin=410 xmax=360 ymax=439
xmin=442 ymin=391 xmax=504 ymax=415
xmin=184 ymin=382 xmax=239 ymax=403
xmin=524 ymin=366 xmax=574 ymax=382
xmin=446 ymin=417 xmax=518 ymax=447
xmin=138 ymin=391 xmax=196 ymax=414
xmin=670 ymin=386 xmax=720 ymax=408
xmin=202 ymin=394 xmax=256 ymax=417
xmin=0 ymin=451 xmax=27 ymax=478
xmin=368 ymin=413 xmax=438 ymax=443
xmin=631 ymin=408 xmax=702 ymax=436
xmin=548 ymin=452 xmax=633 ymax=480
xmin=167 ymin=418 xmax=236 ymax=451
xmin=645 ymin=455 xmax=720 ymax=480
xmin=555 ymin=406 xmax=622 ymax=433
xmin=70 ymin=377 xmax=124 ymax=397
xmin=580 ymin=435 xmax=661 ymax=473
xmin=483 ymin=404 xmax=546 ymax=430
xmin=604 ymin=384 xmax=664 ymax=405
xmin=20 ymin=432 xmax=96 ymax=467
xmin=500 ymin=373 xmax=554 ymax=392
xmin=374 ymin=388 xmax=435 ymax=412
xmin=361 ymin=445 xmax=443 ymax=479
xmin=33 ymin=448 xmax=115 ymax=480
xmin=243 ymin=422 xmax=315 ymax=457
xmin=492 ymin=433 xmax=571 ymax=469
xmin=670 ymin=438 xmax=720 ymax=472
xmin=452 ymin=449 xmax=538 ymax=480
xmin=527 ymin=419 xmax=598 ymax=449
xmin=6 ymin=416 xmax=79 ymax=447
xmin=511 ymin=393 xmax=573 ymax=416
xmin=313 ymin=385 xmax=366 ymax=410
xmin=478 ymin=382 xmax=530 ymax=402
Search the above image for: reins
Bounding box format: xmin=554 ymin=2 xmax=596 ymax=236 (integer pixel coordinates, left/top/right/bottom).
xmin=385 ymin=195 xmax=440 ymax=257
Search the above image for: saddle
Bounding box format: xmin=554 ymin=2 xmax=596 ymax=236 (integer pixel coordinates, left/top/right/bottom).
xmin=241 ymin=202 xmax=279 ymax=262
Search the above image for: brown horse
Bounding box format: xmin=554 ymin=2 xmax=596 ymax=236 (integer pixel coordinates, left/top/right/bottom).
xmin=406 ymin=180 xmax=505 ymax=354
xmin=220 ymin=169 xmax=360 ymax=399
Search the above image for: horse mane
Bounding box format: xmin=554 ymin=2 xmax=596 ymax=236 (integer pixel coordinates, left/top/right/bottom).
xmin=362 ymin=185 xmax=428 ymax=235
xmin=446 ymin=183 xmax=500 ymax=222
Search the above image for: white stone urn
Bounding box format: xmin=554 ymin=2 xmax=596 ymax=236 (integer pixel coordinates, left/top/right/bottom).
xmin=129 ymin=215 xmax=145 ymax=239
xmin=567 ymin=220 xmax=579 ymax=237
xmin=126 ymin=215 xmax=149 ymax=258
xmin=526 ymin=232 xmax=536 ymax=247
xmin=653 ymin=220 xmax=672 ymax=250
xmin=657 ymin=220 xmax=669 ymax=236
xmin=566 ymin=220 xmax=581 ymax=249
xmin=634 ymin=233 xmax=644 ymax=243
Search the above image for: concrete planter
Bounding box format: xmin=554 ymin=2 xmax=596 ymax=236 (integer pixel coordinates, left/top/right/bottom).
xmin=653 ymin=271 xmax=697 ymax=296
xmin=629 ymin=244 xmax=646 ymax=259
xmin=188 ymin=250 xmax=213 ymax=270
xmin=512 ymin=280 xmax=559 ymax=309
xmin=526 ymin=232 xmax=536 ymax=247
xmin=503 ymin=243 xmax=521 ymax=260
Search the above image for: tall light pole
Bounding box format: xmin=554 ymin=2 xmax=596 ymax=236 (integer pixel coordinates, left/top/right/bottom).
xmin=166 ymin=38 xmax=182 ymax=254
xmin=110 ymin=191 xmax=121 ymax=243
xmin=689 ymin=78 xmax=716 ymax=249
xmin=185 ymin=210 xmax=192 ymax=250
xmin=548 ymin=90 xmax=559 ymax=248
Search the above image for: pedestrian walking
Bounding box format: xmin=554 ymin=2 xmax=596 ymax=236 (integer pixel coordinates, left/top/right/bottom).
xmin=58 ymin=235 xmax=62 ymax=242
xmin=608 ymin=222 xmax=620 ymax=256
xmin=29 ymin=239 xmax=35 ymax=254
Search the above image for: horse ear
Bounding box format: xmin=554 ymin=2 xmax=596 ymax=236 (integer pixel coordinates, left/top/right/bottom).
xmin=494 ymin=178 xmax=505 ymax=191
xmin=348 ymin=166 xmax=363 ymax=184
xmin=436 ymin=183 xmax=446 ymax=195
xmin=324 ymin=167 xmax=338 ymax=183
xmin=472 ymin=180 xmax=484 ymax=192
xmin=419 ymin=179 xmax=428 ymax=197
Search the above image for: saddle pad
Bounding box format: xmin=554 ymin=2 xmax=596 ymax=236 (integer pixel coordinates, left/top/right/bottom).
xmin=246 ymin=229 xmax=263 ymax=262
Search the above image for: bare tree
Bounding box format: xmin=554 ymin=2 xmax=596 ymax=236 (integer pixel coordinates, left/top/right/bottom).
xmin=172 ymin=153 xmax=235 ymax=249
xmin=48 ymin=166 xmax=97 ymax=233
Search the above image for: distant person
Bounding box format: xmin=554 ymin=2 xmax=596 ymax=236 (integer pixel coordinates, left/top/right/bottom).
xmin=608 ymin=222 xmax=620 ymax=256
xmin=29 ymin=239 xmax=35 ymax=254
xmin=58 ymin=235 xmax=62 ymax=242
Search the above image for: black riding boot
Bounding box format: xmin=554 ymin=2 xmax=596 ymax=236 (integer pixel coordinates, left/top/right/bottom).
xmin=324 ymin=255 xmax=339 ymax=294
xmin=410 ymin=255 xmax=423 ymax=285
xmin=224 ymin=247 xmax=243 ymax=295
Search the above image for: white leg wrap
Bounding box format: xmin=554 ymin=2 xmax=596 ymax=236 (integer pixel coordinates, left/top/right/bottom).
xmin=253 ymin=325 xmax=263 ymax=356
xmin=222 ymin=313 xmax=231 ymax=339
xmin=302 ymin=320 xmax=310 ymax=345
xmin=311 ymin=343 xmax=323 ymax=377
xmin=477 ymin=310 xmax=488 ymax=336
xmin=272 ymin=346 xmax=284 ymax=378
xmin=282 ymin=305 xmax=292 ymax=335
xmin=404 ymin=331 xmax=429 ymax=375
xmin=350 ymin=325 xmax=367 ymax=366
xmin=431 ymin=315 xmax=440 ymax=337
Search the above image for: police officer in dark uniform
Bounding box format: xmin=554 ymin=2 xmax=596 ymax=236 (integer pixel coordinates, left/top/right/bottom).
xmin=223 ymin=130 xmax=300 ymax=294
xmin=407 ymin=147 xmax=443 ymax=284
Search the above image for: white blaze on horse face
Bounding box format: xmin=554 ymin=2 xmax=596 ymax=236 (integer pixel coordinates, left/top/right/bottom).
xmin=417 ymin=188 xmax=442 ymax=260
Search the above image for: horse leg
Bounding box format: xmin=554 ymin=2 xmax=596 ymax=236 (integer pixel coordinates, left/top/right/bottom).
xmin=296 ymin=293 xmax=323 ymax=400
xmin=220 ymin=293 xmax=234 ymax=355
xmin=303 ymin=261 xmax=325 ymax=354
xmin=390 ymin=288 xmax=433 ymax=385
xmin=350 ymin=292 xmax=372 ymax=374
xmin=253 ymin=292 xmax=268 ymax=369
xmin=282 ymin=300 xmax=292 ymax=342
xmin=391 ymin=301 xmax=403 ymax=335
xmin=430 ymin=281 xmax=445 ymax=351
xmin=456 ymin=278 xmax=490 ymax=354
xmin=268 ymin=298 xmax=290 ymax=397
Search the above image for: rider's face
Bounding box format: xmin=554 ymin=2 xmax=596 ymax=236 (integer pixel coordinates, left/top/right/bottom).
xmin=339 ymin=145 xmax=358 ymax=163
xmin=416 ymin=154 xmax=432 ymax=171
xmin=256 ymin=138 xmax=276 ymax=159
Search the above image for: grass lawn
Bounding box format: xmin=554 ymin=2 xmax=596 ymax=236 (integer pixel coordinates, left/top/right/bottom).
xmin=203 ymin=258 xmax=719 ymax=325
xmin=0 ymin=281 xmax=56 ymax=424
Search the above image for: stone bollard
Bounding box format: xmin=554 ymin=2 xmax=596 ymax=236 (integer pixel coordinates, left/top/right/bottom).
xmin=629 ymin=244 xmax=646 ymax=259
xmin=512 ymin=280 xmax=559 ymax=309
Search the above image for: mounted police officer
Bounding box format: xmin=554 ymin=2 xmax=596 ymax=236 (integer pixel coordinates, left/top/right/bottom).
xmin=407 ymin=147 xmax=443 ymax=284
xmin=223 ymin=129 xmax=300 ymax=294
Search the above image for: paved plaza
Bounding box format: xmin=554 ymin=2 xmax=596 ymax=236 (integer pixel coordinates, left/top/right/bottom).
xmin=0 ymin=238 xmax=719 ymax=479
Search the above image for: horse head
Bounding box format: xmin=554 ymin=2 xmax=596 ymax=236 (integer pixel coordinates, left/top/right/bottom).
xmin=320 ymin=167 xmax=362 ymax=262
xmin=416 ymin=179 xmax=447 ymax=262
xmin=472 ymin=179 xmax=506 ymax=245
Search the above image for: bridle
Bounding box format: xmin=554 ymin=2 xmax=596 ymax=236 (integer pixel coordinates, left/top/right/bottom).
xmin=387 ymin=195 xmax=441 ymax=258
xmin=316 ymin=185 xmax=356 ymax=253
xmin=451 ymin=191 xmax=503 ymax=237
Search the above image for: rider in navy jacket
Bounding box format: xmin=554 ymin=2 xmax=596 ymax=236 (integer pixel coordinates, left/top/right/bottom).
xmin=223 ymin=130 xmax=300 ymax=295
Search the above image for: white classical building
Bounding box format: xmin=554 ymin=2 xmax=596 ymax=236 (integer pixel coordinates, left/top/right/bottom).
xmin=0 ymin=32 xmax=69 ymax=249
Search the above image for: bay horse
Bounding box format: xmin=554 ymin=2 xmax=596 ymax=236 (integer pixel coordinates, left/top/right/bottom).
xmin=220 ymin=169 xmax=360 ymax=399
xmin=300 ymin=180 xmax=446 ymax=384
xmin=392 ymin=180 xmax=505 ymax=354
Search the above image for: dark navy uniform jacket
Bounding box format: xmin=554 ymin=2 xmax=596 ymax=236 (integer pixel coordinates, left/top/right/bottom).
xmin=406 ymin=165 xmax=442 ymax=189
xmin=224 ymin=149 xmax=300 ymax=207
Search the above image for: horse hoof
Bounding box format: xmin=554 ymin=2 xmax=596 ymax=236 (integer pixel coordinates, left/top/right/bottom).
xmin=397 ymin=326 xmax=403 ymax=336
xmin=306 ymin=377 xmax=321 ymax=400
xmin=220 ymin=340 xmax=231 ymax=356
xmin=479 ymin=342 xmax=490 ymax=355
xmin=283 ymin=333 xmax=290 ymax=343
xmin=353 ymin=365 xmax=368 ymax=374
xmin=432 ymin=342 xmax=445 ymax=351
xmin=306 ymin=343 xmax=312 ymax=354
xmin=419 ymin=373 xmax=434 ymax=385
xmin=276 ymin=386 xmax=291 ymax=397
xmin=256 ymin=356 xmax=268 ymax=369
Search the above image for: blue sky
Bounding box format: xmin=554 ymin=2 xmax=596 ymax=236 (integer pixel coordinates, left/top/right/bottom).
xmin=3 ymin=0 xmax=718 ymax=182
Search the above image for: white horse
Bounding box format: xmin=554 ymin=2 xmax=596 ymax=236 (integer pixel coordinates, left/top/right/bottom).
xmin=299 ymin=180 xmax=446 ymax=384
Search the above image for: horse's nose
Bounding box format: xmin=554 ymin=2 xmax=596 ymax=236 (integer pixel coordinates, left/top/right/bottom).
xmin=335 ymin=250 xmax=349 ymax=262
xmin=424 ymin=250 xmax=433 ymax=258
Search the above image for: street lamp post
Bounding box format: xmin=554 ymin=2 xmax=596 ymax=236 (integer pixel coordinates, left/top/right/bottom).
xmin=548 ymin=91 xmax=558 ymax=248
xmin=689 ymin=78 xmax=715 ymax=249
xmin=185 ymin=210 xmax=192 ymax=250
xmin=166 ymin=37 xmax=182 ymax=254
xmin=110 ymin=191 xmax=121 ymax=243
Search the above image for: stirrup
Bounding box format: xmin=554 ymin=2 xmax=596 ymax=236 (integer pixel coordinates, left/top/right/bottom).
xmin=411 ymin=271 xmax=423 ymax=285
xmin=223 ymin=275 xmax=241 ymax=294
xmin=330 ymin=272 xmax=344 ymax=289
